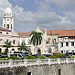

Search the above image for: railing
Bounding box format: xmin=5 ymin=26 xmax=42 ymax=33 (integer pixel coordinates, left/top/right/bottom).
xmin=0 ymin=58 xmax=75 ymax=68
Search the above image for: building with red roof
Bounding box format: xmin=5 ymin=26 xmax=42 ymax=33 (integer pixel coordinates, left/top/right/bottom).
xmin=58 ymin=29 xmax=75 ymax=54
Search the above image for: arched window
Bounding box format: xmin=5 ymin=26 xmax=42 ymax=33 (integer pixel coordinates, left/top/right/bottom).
xmin=7 ymin=24 xmax=9 ymax=29
xmin=4 ymin=24 xmax=5 ymax=28
xmin=11 ymin=24 xmax=12 ymax=30
xmin=48 ymin=48 xmax=52 ymax=53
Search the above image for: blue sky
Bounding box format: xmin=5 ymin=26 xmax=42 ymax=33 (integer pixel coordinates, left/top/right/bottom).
xmin=0 ymin=0 xmax=75 ymax=32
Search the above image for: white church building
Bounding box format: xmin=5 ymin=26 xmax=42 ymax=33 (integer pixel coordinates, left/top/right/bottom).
xmin=0 ymin=6 xmax=19 ymax=53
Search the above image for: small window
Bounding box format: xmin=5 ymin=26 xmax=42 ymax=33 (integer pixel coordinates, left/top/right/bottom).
xmin=27 ymin=72 xmax=32 ymax=75
xmin=23 ymin=40 xmax=25 ymax=43
xmin=72 ymin=50 xmax=74 ymax=52
xmin=6 ymin=32 xmax=8 ymax=34
xmin=28 ymin=40 xmax=31 ymax=44
xmin=61 ymin=51 xmax=63 ymax=53
xmin=53 ymin=39 xmax=56 ymax=44
xmin=13 ymin=40 xmax=15 ymax=44
xmin=4 ymin=24 xmax=5 ymax=28
xmin=58 ymin=69 xmax=61 ymax=75
xmin=61 ymin=42 xmax=63 ymax=47
xmin=11 ymin=24 xmax=12 ymax=30
xmin=71 ymin=42 xmax=74 ymax=46
xmin=66 ymin=42 xmax=69 ymax=46
xmin=7 ymin=24 xmax=9 ymax=29
xmin=7 ymin=19 xmax=9 ymax=21
xmin=0 ymin=32 xmax=2 ymax=34
xmin=48 ymin=38 xmax=50 ymax=40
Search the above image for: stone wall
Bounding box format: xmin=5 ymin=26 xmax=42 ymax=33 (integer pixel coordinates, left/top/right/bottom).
xmin=0 ymin=63 xmax=75 ymax=75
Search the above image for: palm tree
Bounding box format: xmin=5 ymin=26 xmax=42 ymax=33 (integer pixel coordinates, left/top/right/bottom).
xmin=31 ymin=31 xmax=42 ymax=46
xmin=3 ymin=40 xmax=12 ymax=54
xmin=18 ymin=42 xmax=27 ymax=51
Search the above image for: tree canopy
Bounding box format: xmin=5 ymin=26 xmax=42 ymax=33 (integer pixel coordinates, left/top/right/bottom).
xmin=31 ymin=31 xmax=42 ymax=46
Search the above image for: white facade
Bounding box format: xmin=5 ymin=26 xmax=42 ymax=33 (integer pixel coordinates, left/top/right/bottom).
xmin=31 ymin=26 xmax=47 ymax=54
xmin=0 ymin=6 xmax=19 ymax=53
xmin=58 ymin=37 xmax=75 ymax=54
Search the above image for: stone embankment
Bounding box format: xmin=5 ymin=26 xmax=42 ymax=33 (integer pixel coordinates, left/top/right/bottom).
xmin=0 ymin=63 xmax=75 ymax=75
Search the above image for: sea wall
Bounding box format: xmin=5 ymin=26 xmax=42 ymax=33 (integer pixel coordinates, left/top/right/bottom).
xmin=0 ymin=63 xmax=75 ymax=75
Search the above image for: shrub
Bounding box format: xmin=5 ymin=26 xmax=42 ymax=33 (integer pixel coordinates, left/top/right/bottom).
xmin=49 ymin=54 xmax=66 ymax=59
xmin=36 ymin=56 xmax=46 ymax=59
xmin=20 ymin=57 xmax=26 ymax=59
xmin=70 ymin=55 xmax=75 ymax=58
xmin=25 ymin=55 xmax=36 ymax=59
xmin=8 ymin=56 xmax=19 ymax=60
xmin=0 ymin=58 xmax=8 ymax=60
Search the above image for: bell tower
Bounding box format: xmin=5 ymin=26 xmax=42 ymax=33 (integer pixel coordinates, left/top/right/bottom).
xmin=3 ymin=5 xmax=14 ymax=32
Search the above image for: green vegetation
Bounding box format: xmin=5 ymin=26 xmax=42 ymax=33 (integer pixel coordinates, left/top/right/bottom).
xmin=36 ymin=56 xmax=46 ymax=59
xmin=18 ymin=42 xmax=27 ymax=51
xmin=49 ymin=54 xmax=66 ymax=59
xmin=25 ymin=55 xmax=36 ymax=59
xmin=0 ymin=54 xmax=67 ymax=60
xmin=0 ymin=58 xmax=8 ymax=60
xmin=8 ymin=56 xmax=19 ymax=60
xmin=3 ymin=40 xmax=12 ymax=54
xmin=31 ymin=31 xmax=42 ymax=46
xmin=70 ymin=55 xmax=75 ymax=58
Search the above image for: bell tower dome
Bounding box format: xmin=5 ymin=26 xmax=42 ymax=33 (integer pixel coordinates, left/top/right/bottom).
xmin=3 ymin=5 xmax=14 ymax=32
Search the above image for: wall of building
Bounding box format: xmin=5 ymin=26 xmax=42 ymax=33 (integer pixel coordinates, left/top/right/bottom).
xmin=58 ymin=37 xmax=75 ymax=53
xmin=47 ymin=34 xmax=58 ymax=44
xmin=0 ymin=63 xmax=75 ymax=75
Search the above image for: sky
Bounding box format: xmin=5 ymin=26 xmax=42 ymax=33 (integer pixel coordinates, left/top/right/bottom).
xmin=0 ymin=0 xmax=75 ymax=32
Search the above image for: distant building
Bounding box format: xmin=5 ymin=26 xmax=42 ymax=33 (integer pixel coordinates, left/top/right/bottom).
xmin=18 ymin=26 xmax=64 ymax=55
xmin=58 ymin=30 xmax=75 ymax=54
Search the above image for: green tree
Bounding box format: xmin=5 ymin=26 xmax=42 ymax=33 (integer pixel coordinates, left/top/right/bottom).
xmin=31 ymin=31 xmax=42 ymax=46
xmin=3 ymin=40 xmax=12 ymax=54
xmin=18 ymin=42 xmax=27 ymax=51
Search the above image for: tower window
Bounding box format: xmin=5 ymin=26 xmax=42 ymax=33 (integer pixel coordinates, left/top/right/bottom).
xmin=7 ymin=24 xmax=9 ymax=29
xmin=7 ymin=19 xmax=9 ymax=21
xmin=11 ymin=24 xmax=12 ymax=30
xmin=4 ymin=24 xmax=5 ymax=28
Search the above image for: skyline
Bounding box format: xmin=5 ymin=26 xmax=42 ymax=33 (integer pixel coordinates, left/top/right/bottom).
xmin=0 ymin=0 xmax=75 ymax=32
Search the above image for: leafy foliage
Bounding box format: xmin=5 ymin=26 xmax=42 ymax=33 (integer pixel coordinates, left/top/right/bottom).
xmin=70 ymin=55 xmax=75 ymax=58
xmin=3 ymin=40 xmax=12 ymax=54
xmin=0 ymin=58 xmax=8 ymax=60
xmin=18 ymin=42 xmax=27 ymax=51
xmin=49 ymin=54 xmax=66 ymax=58
xmin=8 ymin=56 xmax=19 ymax=60
xmin=36 ymin=56 xmax=46 ymax=59
xmin=25 ymin=55 xmax=36 ymax=59
xmin=31 ymin=31 xmax=42 ymax=46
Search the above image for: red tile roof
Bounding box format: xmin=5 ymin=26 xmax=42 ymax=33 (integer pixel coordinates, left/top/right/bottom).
xmin=18 ymin=29 xmax=64 ymax=37
xmin=53 ymin=51 xmax=62 ymax=54
xmin=58 ymin=29 xmax=75 ymax=37
xmin=41 ymin=29 xmax=64 ymax=35
xmin=18 ymin=32 xmax=30 ymax=37
xmin=0 ymin=27 xmax=11 ymax=32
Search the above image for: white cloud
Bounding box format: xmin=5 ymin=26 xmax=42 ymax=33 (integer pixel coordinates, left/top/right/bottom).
xmin=0 ymin=0 xmax=75 ymax=32
xmin=46 ymin=0 xmax=75 ymax=11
